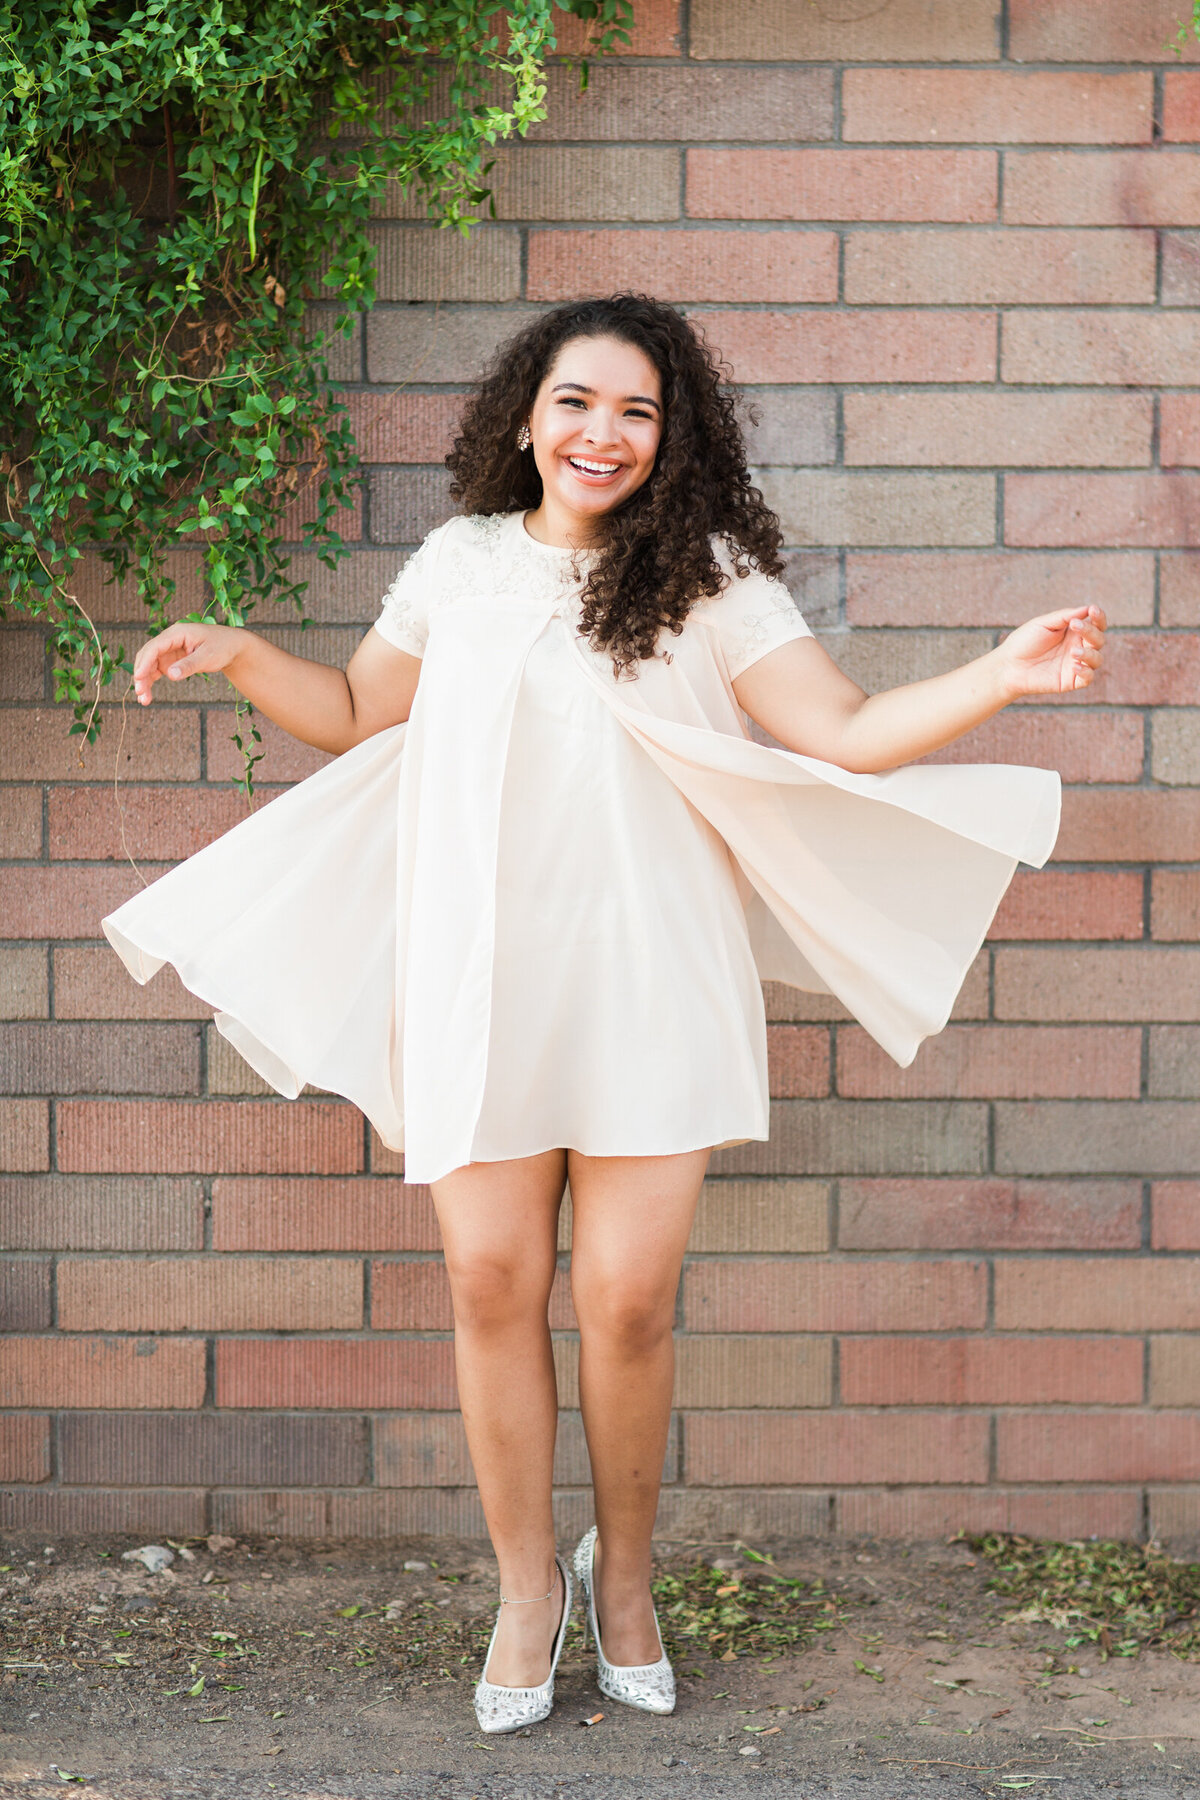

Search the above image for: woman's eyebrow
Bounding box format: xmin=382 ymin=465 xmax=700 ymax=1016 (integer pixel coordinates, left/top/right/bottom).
xmin=550 ymin=381 xmax=661 ymax=412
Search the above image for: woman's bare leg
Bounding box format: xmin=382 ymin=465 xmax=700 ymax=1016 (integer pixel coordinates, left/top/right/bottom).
xmin=567 ymin=1147 xmax=711 ymax=1666
xmin=430 ymin=1149 xmax=568 ymax=1686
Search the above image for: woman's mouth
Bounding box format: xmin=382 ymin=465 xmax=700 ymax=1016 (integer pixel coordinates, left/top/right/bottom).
xmin=564 ymin=455 xmax=624 ymax=482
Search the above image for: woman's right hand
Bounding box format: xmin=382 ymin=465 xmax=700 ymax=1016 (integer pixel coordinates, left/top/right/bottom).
xmin=132 ymin=621 xmax=247 ymax=705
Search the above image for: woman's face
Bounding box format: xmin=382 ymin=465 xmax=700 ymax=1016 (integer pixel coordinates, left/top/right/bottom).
xmin=527 ymin=334 xmax=663 ymax=530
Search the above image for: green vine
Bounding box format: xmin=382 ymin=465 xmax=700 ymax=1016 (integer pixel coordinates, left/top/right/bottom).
xmin=0 ymin=0 xmax=632 ymax=789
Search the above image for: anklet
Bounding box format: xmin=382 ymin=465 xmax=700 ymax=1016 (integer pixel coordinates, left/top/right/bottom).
xmin=499 ymin=1572 xmax=558 ymax=1605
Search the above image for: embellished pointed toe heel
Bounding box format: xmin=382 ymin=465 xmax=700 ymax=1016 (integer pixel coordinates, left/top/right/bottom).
xmin=572 ymin=1526 xmax=675 ymax=1716
xmin=473 ymin=1553 xmax=573 ymax=1735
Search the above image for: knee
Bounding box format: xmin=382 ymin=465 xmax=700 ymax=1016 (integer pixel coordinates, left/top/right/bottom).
xmin=444 ymin=1250 xmax=550 ymax=1333
xmin=573 ymin=1276 xmax=675 ymax=1357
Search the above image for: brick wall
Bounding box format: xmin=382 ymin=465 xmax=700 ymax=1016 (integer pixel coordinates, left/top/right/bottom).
xmin=4 ymin=0 xmax=1200 ymax=1545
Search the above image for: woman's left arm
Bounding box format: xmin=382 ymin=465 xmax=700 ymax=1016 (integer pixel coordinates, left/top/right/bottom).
xmin=732 ymin=604 xmax=1108 ymax=775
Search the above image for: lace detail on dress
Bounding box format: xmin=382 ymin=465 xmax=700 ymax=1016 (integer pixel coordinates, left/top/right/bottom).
xmin=376 ymin=533 xmax=437 ymax=657
xmin=451 ymin=512 xmax=588 ymax=616
xmin=714 ymin=571 xmax=812 ymax=681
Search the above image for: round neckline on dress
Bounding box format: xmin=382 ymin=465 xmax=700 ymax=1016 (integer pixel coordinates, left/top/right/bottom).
xmin=516 ymin=510 xmax=595 ymax=559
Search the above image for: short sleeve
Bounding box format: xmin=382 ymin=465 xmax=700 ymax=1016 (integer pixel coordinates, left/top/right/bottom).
xmin=372 ymin=524 xmax=446 ymax=658
xmin=704 ymin=556 xmax=813 ymax=681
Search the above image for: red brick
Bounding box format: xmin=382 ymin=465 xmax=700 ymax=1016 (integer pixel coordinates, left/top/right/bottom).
xmin=687 ymin=149 xmax=996 ymax=224
xmin=368 ymin=467 xmax=455 ymax=544
xmin=1003 ymin=312 xmax=1200 ymax=387
xmin=0 ymin=788 xmax=41 ymax=858
xmin=838 ymin=1025 xmax=1141 ymax=1101
xmin=1095 ymin=645 xmax=1199 ymax=732
xmin=683 ymin=1259 xmax=985 ymax=1333
xmin=838 ymin=1178 xmax=1142 ymax=1251
xmin=1165 ymin=72 xmax=1200 ymax=141
xmin=0 ymin=865 xmax=166 ymax=939
xmin=928 ymin=714 xmax=1142 ymax=785
xmin=1162 ymin=396 xmax=1200 ymax=468
xmin=64 ymin=548 xmax=205 ymax=625
xmin=0 ymin=1414 xmax=50 ymax=1482
xmin=0 ymin=630 xmax=48 ymax=700
xmin=47 ymin=785 xmax=275 ymax=861
xmin=340 ymin=390 xmax=464 ymax=464
xmin=1006 ymin=151 xmax=1200 ymax=227
xmin=845 ymin=389 xmax=1151 ymax=466
xmin=847 ymin=229 xmax=1153 ymax=308
xmin=996 ymin=1258 xmax=1200 ymax=1330
xmin=841 ymin=1335 xmax=1142 ymax=1407
xmin=216 ymin=1338 xmax=458 ymax=1408
xmin=0 ymin=1100 xmax=48 ymax=1172
xmin=1010 ymin=0 xmax=1200 ymax=62
xmin=990 ymin=871 xmax=1143 ymax=941
xmin=0 ymin=1336 xmax=205 ymax=1407
xmin=649 ymin=310 xmax=999 ymax=387
xmin=1008 ymin=476 xmax=1200 ymax=549
xmin=0 ymin=1175 xmax=204 ymax=1249
xmin=837 ymin=1486 xmax=1142 ymax=1541
xmin=533 ymin=64 xmax=833 ymax=143
xmin=57 ymin=1099 xmax=362 ymax=1174
xmin=1153 ymin=1182 xmax=1200 ymax=1249
xmin=420 ymin=146 xmax=680 ymax=223
xmin=1154 ymin=870 xmax=1200 ymax=941
xmin=767 ymin=1026 xmax=829 ymax=1098
xmin=0 ymin=1259 xmax=51 ymax=1328
xmin=0 ymin=1487 xmax=207 ymax=1534
xmin=1055 ymin=789 xmax=1200 ymax=862
xmin=370 ymin=1260 xmax=452 ymax=1330
xmin=843 ymin=69 xmax=1152 ymax=145
xmin=845 ymin=550 xmax=1154 ymax=628
xmin=1159 ymin=558 xmax=1200 ymax=630
xmin=0 ymin=1022 xmax=200 ymax=1096
xmin=53 ymin=947 xmax=214 ymax=1021
xmin=1162 ymin=231 xmax=1200 ymax=308
xmin=211 ymin=1177 xmax=437 ymax=1250
xmin=690 ymin=0 xmax=1000 ymax=62
xmin=527 ymin=228 xmax=838 ymax=304
xmin=205 ymin=709 xmax=332 ymax=783
xmin=996 ymin=947 xmax=1200 ymax=1022
xmin=210 ymin=1490 xmax=331 ymax=1536
xmin=999 ymin=1412 xmax=1200 ymax=1483
xmin=280 ymin=473 xmax=361 ymax=543
xmin=551 ymin=0 xmax=678 ymax=57
xmin=685 ymin=1410 xmax=988 ymax=1487
xmin=1149 ymin=1487 xmax=1200 ymax=1543
xmin=58 ymin=1255 xmax=362 ymax=1331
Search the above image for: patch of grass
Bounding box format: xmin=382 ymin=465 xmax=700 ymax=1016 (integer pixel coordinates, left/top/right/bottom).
xmin=650 ymin=1559 xmax=843 ymax=1661
xmin=971 ymin=1534 xmax=1200 ymax=1661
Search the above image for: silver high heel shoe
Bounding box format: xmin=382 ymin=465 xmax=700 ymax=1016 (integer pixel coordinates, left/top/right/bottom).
xmin=572 ymin=1525 xmax=675 ymax=1715
xmin=473 ymin=1553 xmax=573 ymax=1734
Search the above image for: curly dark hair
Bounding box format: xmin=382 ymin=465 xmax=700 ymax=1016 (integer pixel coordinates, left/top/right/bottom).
xmin=445 ymin=294 xmax=785 ymax=676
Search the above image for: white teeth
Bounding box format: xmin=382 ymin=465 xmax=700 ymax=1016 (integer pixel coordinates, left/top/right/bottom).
xmin=568 ymin=457 xmax=621 ymax=475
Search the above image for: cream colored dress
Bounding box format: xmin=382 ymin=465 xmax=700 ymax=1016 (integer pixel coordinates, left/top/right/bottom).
xmin=103 ymin=509 xmax=1060 ymax=1185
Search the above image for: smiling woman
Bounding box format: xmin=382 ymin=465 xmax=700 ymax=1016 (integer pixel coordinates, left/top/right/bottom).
xmin=100 ymin=293 xmax=1104 ymax=1743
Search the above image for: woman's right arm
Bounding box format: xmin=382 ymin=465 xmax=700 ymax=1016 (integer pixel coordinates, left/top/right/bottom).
xmin=131 ymin=620 xmax=421 ymax=756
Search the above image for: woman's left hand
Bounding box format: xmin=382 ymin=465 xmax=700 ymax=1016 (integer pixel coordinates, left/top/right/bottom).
xmin=997 ymin=603 xmax=1108 ymax=698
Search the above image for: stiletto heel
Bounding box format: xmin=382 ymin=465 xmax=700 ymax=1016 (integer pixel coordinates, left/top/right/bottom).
xmin=572 ymin=1526 xmax=675 ymax=1715
xmin=473 ymin=1553 xmax=573 ymax=1734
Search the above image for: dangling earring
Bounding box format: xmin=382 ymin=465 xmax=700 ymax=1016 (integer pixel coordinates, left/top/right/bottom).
xmin=516 ymin=423 xmax=532 ymax=451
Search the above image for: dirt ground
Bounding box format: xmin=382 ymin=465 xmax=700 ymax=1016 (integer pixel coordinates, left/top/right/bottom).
xmin=2 ymin=1531 xmax=1198 ymax=1800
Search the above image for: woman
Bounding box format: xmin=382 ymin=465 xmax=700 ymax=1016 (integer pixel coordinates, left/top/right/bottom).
xmin=105 ymin=295 xmax=1106 ymax=1735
